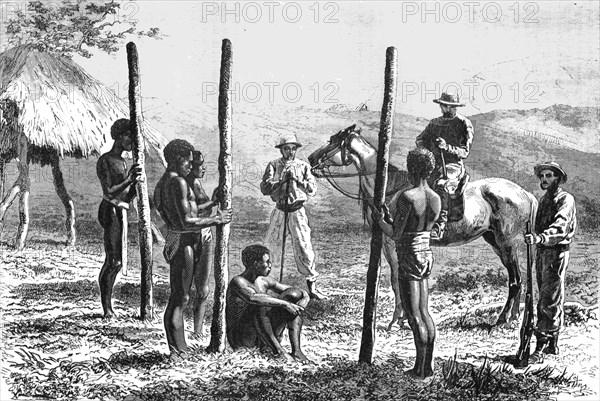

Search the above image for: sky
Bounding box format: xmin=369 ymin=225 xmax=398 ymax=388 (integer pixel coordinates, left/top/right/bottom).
xmin=1 ymin=1 xmax=599 ymax=117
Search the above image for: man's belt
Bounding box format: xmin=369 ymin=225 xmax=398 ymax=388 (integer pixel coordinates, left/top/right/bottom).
xmin=277 ymin=200 xmax=305 ymax=213
xmin=102 ymin=196 xmax=130 ymax=210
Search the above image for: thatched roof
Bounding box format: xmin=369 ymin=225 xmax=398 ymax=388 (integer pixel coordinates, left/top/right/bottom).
xmin=0 ymin=45 xmax=166 ymax=163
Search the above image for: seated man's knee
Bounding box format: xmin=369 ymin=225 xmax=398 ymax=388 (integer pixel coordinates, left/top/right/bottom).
xmin=280 ymin=287 xmax=303 ymax=303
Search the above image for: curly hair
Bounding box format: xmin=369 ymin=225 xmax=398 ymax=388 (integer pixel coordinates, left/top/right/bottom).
xmin=241 ymin=244 xmax=270 ymax=268
xmin=192 ymin=150 xmax=204 ymax=164
xmin=110 ymin=118 xmax=130 ymax=140
xmin=163 ymin=139 xmax=194 ymax=165
xmin=407 ymin=148 xmax=435 ymax=179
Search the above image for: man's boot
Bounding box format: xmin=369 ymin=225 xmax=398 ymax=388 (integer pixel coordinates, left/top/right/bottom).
xmin=431 ymin=189 xmax=449 ymax=240
xmin=544 ymin=333 xmax=560 ymax=355
xmin=307 ymin=279 xmax=328 ymax=301
xmin=529 ymin=333 xmax=549 ymax=364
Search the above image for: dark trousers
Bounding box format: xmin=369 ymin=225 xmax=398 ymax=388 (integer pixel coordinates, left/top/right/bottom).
xmin=535 ymin=246 xmax=570 ymax=335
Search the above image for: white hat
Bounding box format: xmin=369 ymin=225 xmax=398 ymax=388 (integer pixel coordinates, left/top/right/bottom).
xmin=275 ymin=134 xmax=302 ymax=148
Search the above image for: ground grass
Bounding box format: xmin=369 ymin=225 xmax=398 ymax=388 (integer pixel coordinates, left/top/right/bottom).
xmin=1 ymin=222 xmax=598 ymax=400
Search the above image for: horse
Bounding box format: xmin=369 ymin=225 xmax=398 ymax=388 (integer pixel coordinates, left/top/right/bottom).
xmin=308 ymin=124 xmax=537 ymax=328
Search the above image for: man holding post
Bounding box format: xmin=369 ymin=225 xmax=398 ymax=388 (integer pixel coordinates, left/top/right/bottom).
xmin=184 ymin=150 xmax=220 ymax=337
xmin=154 ymin=139 xmax=232 ymax=355
xmin=416 ymin=92 xmax=473 ymax=240
xmin=261 ymin=134 xmax=327 ymax=300
xmin=96 ymin=118 xmax=142 ymax=319
xmin=525 ymin=162 xmax=576 ymax=364
xmin=373 ymin=148 xmax=441 ymax=380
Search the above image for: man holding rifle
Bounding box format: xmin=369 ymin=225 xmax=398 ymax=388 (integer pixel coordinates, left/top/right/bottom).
xmin=261 ymin=134 xmax=327 ymax=300
xmin=416 ymin=92 xmax=474 ymax=240
xmin=525 ymin=162 xmax=576 ymax=364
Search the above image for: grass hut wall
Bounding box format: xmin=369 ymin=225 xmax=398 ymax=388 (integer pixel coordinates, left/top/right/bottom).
xmin=0 ymin=45 xmax=166 ymax=251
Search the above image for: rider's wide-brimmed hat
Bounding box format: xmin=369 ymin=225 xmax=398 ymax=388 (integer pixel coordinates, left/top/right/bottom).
xmin=534 ymin=161 xmax=568 ymax=183
xmin=275 ymin=134 xmax=303 ymax=148
xmin=433 ymin=92 xmax=465 ymax=107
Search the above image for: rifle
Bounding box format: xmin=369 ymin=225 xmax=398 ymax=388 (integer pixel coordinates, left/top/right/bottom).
xmin=514 ymin=220 xmax=535 ymax=368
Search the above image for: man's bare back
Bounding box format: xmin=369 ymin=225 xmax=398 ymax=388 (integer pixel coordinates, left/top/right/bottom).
xmin=397 ymin=186 xmax=441 ymax=234
xmin=154 ymin=172 xmax=200 ymax=232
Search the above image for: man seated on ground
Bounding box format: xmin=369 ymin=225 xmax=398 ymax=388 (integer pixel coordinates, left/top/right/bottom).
xmin=226 ymin=244 xmax=311 ymax=362
xmin=373 ymin=148 xmax=441 ymax=380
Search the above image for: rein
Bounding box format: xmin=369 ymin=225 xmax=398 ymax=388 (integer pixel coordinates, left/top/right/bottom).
xmin=313 ymin=132 xmax=404 ymax=202
xmin=316 ymin=165 xmax=403 ymax=201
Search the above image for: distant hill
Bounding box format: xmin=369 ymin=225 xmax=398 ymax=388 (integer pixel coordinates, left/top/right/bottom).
xmin=3 ymin=100 xmax=596 ymax=237
xmin=142 ymin=99 xmax=599 ymax=232
xmin=471 ymin=105 xmax=599 ymax=153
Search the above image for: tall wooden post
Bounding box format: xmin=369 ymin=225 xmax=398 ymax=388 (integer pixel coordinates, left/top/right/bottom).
xmin=359 ymin=46 xmax=398 ymax=364
xmin=208 ymin=38 xmax=233 ymax=353
xmin=0 ymin=158 xmax=5 ymax=202
xmin=126 ymin=42 xmax=154 ymax=321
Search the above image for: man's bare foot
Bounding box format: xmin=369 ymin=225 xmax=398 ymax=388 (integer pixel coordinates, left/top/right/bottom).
xmin=291 ymin=351 xmax=311 ymax=363
xmin=190 ymin=329 xmax=208 ymax=340
xmin=405 ymin=368 xmax=428 ymax=381
xmin=274 ymin=352 xmax=295 ymax=363
xmin=102 ymin=310 xmax=117 ymax=320
xmin=169 ymin=351 xmax=188 ymax=363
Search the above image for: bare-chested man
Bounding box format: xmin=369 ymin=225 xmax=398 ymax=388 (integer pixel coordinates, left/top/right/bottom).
xmin=154 ymin=139 xmax=232 ymax=355
xmin=226 ymin=244 xmax=310 ymax=362
xmin=373 ymin=148 xmax=441 ymax=380
xmin=96 ymin=118 xmax=142 ymax=319
xmin=184 ymin=150 xmax=219 ymax=337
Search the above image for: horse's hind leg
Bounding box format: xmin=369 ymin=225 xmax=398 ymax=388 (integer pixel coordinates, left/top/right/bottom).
xmin=482 ymin=232 xmax=522 ymax=325
xmin=383 ymin=236 xmax=406 ymax=330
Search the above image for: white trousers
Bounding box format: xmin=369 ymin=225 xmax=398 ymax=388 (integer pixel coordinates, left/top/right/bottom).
xmin=264 ymin=206 xmax=319 ymax=281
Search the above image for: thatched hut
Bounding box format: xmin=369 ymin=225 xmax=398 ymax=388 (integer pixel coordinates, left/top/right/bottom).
xmin=0 ymin=45 xmax=166 ymax=250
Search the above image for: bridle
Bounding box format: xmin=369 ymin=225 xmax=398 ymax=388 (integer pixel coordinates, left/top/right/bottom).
xmin=311 ymin=130 xmax=403 ymax=201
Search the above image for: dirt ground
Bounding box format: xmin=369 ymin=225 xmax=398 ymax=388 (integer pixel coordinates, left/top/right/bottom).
xmin=0 ymin=223 xmax=598 ymax=400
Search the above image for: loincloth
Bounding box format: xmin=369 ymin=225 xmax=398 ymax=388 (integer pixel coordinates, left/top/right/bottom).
xmin=395 ymin=231 xmax=433 ymax=281
xmin=163 ymin=229 xmax=200 ymax=263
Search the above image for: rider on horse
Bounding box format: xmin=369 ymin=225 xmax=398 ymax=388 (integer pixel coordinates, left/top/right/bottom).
xmin=416 ymin=92 xmax=474 ymax=240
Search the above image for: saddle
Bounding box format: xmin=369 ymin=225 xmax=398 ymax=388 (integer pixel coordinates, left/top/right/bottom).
xmin=446 ymin=173 xmax=470 ymax=222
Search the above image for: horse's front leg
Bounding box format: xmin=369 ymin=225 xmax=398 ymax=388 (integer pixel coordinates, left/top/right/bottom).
xmin=483 ymin=233 xmax=522 ymax=326
xmin=382 ymin=236 xmax=406 ymax=330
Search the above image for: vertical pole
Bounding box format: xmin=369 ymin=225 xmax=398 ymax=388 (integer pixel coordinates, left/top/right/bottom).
xmin=208 ymin=38 xmax=233 ymax=353
xmin=359 ymin=46 xmax=398 ymax=364
xmin=15 ymin=134 xmax=30 ymax=252
xmin=0 ymin=158 xmax=5 ymax=202
xmin=126 ymin=42 xmax=154 ymax=321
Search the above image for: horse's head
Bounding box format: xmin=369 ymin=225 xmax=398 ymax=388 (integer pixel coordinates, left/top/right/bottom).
xmin=308 ymin=124 xmax=362 ymax=176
